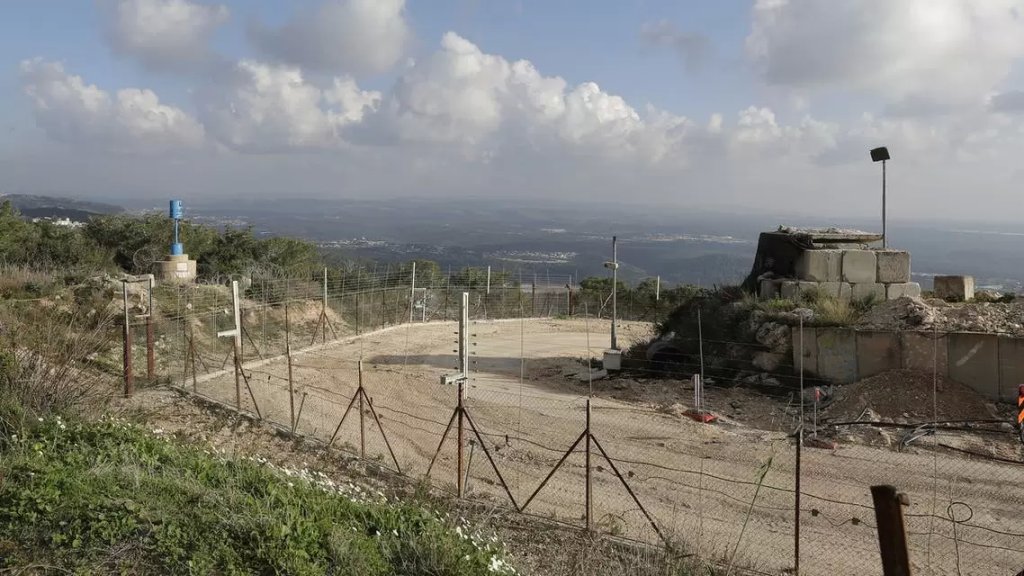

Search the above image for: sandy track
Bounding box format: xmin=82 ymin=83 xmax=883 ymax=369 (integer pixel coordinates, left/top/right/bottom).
xmin=193 ymin=319 xmax=1024 ymax=576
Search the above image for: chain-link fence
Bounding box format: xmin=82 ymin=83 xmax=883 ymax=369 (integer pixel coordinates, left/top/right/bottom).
xmin=119 ymin=268 xmax=1024 ymax=576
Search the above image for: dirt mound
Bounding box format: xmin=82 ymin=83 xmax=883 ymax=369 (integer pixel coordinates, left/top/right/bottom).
xmin=857 ymin=297 xmax=1024 ymax=335
xmin=823 ymin=369 xmax=997 ymax=423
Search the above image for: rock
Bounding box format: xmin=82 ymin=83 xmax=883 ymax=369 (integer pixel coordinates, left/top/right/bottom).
xmin=755 ymin=322 xmax=791 ymax=353
xmin=752 ymin=352 xmax=786 ymax=372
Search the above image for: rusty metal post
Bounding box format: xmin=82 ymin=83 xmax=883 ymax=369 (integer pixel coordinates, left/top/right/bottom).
xmin=585 ymin=398 xmax=593 ymax=531
xmin=358 ymin=360 xmax=366 ymax=458
xmin=457 ymin=379 xmax=465 ymax=498
xmin=122 ymin=280 xmax=133 ymax=397
xmin=232 ymin=339 xmax=241 ymax=410
xmin=871 ymin=485 xmax=913 ymax=576
xmin=146 ymin=275 xmax=155 ymax=380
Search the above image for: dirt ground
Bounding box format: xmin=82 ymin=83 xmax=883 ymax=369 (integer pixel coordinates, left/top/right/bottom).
xmin=186 ymin=318 xmax=1024 ymax=576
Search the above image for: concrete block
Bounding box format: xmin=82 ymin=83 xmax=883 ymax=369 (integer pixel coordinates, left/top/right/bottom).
xmin=886 ymin=282 xmax=922 ymax=300
xmin=795 ymin=250 xmax=842 ymax=282
xmin=817 ymin=282 xmax=842 ymax=299
xmin=842 ymin=250 xmax=877 ymax=284
xmin=791 ymin=326 xmax=817 ymax=375
xmin=760 ymin=279 xmax=781 ymax=299
xmin=779 ymin=281 xmax=817 ymax=301
xmin=851 ymin=283 xmax=886 ymax=302
xmin=998 ymin=337 xmax=1024 ymax=403
xmin=838 ymin=282 xmax=853 ymax=302
xmin=902 ymin=331 xmax=947 ymax=374
xmin=856 ymin=331 xmax=900 ymax=379
xmin=816 ymin=328 xmax=858 ymax=383
xmin=876 ymin=250 xmax=911 ymax=283
xmin=934 ymin=276 xmax=975 ymax=301
xmin=947 ymin=332 xmax=1000 ymax=400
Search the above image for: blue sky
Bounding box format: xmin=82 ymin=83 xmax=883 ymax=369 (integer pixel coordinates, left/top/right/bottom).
xmin=2 ymin=0 xmax=1024 ymax=221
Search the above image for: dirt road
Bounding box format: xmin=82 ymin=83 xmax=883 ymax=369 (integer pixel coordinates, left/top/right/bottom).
xmin=194 ymin=319 xmax=1024 ymax=576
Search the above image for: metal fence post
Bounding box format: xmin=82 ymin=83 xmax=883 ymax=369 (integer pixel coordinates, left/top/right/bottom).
xmin=122 ymin=280 xmax=133 ymax=397
xmin=794 ymin=426 xmax=802 ymax=575
xmin=585 ymin=398 xmax=593 ymax=531
xmin=146 ymin=275 xmax=155 ymax=380
xmin=457 ymin=378 xmax=465 ymax=498
xmin=286 ymin=303 xmax=295 ymax=431
xmin=359 ymin=360 xmax=366 ymax=458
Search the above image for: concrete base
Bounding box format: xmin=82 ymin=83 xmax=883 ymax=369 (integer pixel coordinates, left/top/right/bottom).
xmin=796 ymin=250 xmax=842 ymax=282
xmin=603 ymin=349 xmax=622 ymax=371
xmin=876 ymin=250 xmax=912 ymax=283
xmin=157 ymin=253 xmax=197 ymax=282
xmin=934 ymin=275 xmax=975 ymax=301
xmin=886 ymin=282 xmax=922 ymax=300
xmin=851 ymin=283 xmax=885 ymax=302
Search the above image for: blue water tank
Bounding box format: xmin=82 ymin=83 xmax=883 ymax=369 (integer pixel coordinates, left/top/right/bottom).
xmin=169 ymin=199 xmax=183 ymax=220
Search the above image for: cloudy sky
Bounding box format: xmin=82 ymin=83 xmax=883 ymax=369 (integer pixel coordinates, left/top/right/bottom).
xmin=2 ymin=0 xmax=1024 ymax=221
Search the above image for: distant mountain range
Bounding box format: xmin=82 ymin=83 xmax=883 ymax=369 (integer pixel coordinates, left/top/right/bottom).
xmin=2 ymin=194 xmax=125 ymax=221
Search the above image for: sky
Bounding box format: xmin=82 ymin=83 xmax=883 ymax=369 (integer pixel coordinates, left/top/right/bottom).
xmin=2 ymin=0 xmax=1024 ymax=222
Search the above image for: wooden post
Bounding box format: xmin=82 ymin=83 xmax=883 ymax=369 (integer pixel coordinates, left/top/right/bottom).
xmin=457 ymin=379 xmax=465 ymax=498
xmin=871 ymin=485 xmax=913 ymax=576
xmin=358 ymin=360 xmax=366 ymax=458
xmin=585 ymin=398 xmax=593 ymax=531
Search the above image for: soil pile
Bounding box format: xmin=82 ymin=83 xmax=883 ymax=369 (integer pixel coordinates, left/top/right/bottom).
xmin=857 ymin=297 xmax=1024 ymax=335
xmin=823 ymin=369 xmax=997 ymax=423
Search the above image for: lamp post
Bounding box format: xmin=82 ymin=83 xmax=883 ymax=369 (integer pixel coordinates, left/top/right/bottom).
xmin=870 ymin=147 xmax=890 ymax=249
xmin=603 ymin=236 xmax=619 ymax=351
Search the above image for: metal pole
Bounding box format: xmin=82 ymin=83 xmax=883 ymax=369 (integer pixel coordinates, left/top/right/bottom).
xmin=794 ymin=426 xmax=802 ymax=576
xmin=585 ymin=398 xmax=593 ymax=531
xmin=286 ymin=303 xmax=295 ymax=431
xmin=409 ymin=262 xmax=416 ymax=324
xmin=882 ymin=160 xmax=887 ymax=250
xmin=231 ymin=281 xmax=242 ymax=409
xmin=321 ymin=266 xmax=329 ymax=342
xmin=871 ymin=485 xmax=912 ymax=576
xmin=146 ymin=276 xmax=155 ymax=380
xmin=459 ymin=292 xmax=469 ymax=378
xmin=799 ymin=315 xmax=805 ymax=427
xmin=457 ymin=379 xmax=465 ymax=498
xmin=486 ymin=265 xmax=491 ymax=295
xmin=611 ymin=236 xmax=618 ymax=350
xmin=358 ymin=360 xmax=366 ymax=458
xmin=655 ymin=275 xmax=661 ymax=301
xmin=698 ymin=307 xmax=705 ymax=383
xmin=122 ymin=281 xmax=133 ymax=397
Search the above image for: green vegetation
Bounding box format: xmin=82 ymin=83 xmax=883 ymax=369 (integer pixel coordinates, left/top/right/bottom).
xmin=0 ymin=416 xmax=517 ymax=575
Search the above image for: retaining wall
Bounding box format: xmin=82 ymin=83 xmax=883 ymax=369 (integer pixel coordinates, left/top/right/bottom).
xmin=791 ymin=328 xmax=1024 ymax=401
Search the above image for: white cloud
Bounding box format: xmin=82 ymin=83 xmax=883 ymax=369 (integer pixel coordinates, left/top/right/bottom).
xmin=100 ymin=0 xmax=229 ymax=71
xmin=250 ymin=0 xmax=411 ymax=76
xmin=747 ymin=0 xmax=1024 ymax=110
xmin=197 ymin=60 xmax=380 ymax=152
xmin=366 ymin=32 xmax=690 ymax=164
xmin=20 ymin=58 xmax=204 ymax=151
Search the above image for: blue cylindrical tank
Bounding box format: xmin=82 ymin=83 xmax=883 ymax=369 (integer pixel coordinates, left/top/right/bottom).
xmin=169 ymin=199 xmax=183 ymax=220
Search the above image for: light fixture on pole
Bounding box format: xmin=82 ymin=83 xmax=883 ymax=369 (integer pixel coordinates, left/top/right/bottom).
xmin=870 ymin=146 xmax=890 ymax=249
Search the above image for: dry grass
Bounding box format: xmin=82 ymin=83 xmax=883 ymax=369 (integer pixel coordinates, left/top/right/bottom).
xmin=0 ymin=264 xmax=59 ymax=299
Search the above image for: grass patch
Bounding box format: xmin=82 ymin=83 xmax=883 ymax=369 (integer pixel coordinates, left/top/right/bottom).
xmin=0 ymin=417 xmax=517 ymax=575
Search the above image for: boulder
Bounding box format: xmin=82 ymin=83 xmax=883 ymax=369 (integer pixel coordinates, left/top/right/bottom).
xmin=755 ymin=322 xmax=792 ymax=353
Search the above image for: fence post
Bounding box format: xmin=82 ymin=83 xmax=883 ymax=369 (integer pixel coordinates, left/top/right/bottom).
xmin=286 ymin=303 xmax=295 ymax=431
xmin=457 ymin=378 xmax=465 ymax=498
xmin=322 ymin=267 xmax=328 ymax=344
xmin=146 ymin=275 xmax=155 ymax=380
xmin=358 ymin=360 xmax=366 ymax=458
xmin=794 ymin=426 xmax=802 ymax=575
xmin=871 ymin=485 xmax=913 ymax=576
xmin=409 ymin=262 xmax=416 ymax=324
xmin=585 ymin=398 xmax=593 ymax=531
xmin=122 ymin=280 xmax=134 ymax=397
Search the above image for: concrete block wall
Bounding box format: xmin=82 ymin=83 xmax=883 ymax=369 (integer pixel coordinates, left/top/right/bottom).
xmin=788 ymin=326 xmax=1024 ymax=402
xmin=763 ymin=248 xmax=919 ymax=302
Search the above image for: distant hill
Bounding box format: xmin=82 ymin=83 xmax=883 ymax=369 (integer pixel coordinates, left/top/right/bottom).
xmin=1 ymin=194 xmax=125 ymax=222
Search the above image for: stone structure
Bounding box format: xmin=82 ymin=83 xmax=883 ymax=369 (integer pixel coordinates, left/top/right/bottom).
xmin=746 ymin=227 xmax=920 ymax=302
xmin=933 ymin=275 xmax=975 ymax=301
